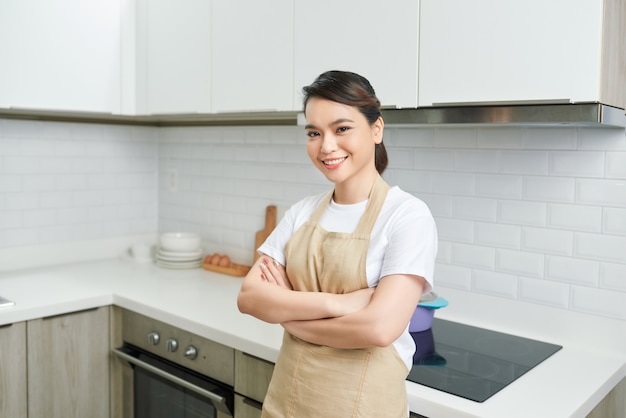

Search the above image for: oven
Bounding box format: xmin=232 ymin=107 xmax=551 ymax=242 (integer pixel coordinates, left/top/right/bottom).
xmin=112 ymin=308 xmax=235 ymax=418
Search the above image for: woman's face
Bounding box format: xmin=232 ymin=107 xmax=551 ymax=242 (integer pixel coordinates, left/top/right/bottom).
xmin=304 ymin=97 xmax=383 ymax=188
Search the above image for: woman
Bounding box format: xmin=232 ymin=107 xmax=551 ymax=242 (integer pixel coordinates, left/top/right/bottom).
xmin=237 ymin=70 xmax=437 ymax=418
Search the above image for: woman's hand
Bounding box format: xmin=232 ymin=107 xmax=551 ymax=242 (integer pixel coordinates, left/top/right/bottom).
xmin=259 ymin=257 xmax=292 ymax=290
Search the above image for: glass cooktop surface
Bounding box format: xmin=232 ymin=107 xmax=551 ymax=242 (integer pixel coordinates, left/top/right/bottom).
xmin=406 ymin=318 xmax=562 ymax=403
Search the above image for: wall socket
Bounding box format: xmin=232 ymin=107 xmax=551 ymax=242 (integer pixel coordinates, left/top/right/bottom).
xmin=168 ymin=168 xmax=178 ymax=192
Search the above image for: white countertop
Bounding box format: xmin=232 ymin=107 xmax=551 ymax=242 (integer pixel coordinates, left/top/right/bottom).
xmin=0 ymin=257 xmax=624 ymax=418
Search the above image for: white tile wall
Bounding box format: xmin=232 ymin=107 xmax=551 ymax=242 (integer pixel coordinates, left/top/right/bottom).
xmin=0 ymin=119 xmax=158 ymax=248
xmin=2 ymin=118 xmax=625 ymax=322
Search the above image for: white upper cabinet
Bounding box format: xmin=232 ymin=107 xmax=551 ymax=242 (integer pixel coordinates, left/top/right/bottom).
xmin=418 ymin=0 xmax=625 ymax=109
xmin=211 ymin=0 xmax=294 ymax=113
xmin=135 ymin=0 xmax=212 ymax=114
xmin=293 ymin=0 xmax=420 ymax=110
xmin=0 ymin=0 xmax=122 ymax=113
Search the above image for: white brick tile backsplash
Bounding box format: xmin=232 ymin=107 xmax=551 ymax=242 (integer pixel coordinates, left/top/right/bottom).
xmin=547 ymin=203 xmax=601 ymax=232
xmin=599 ymin=262 xmax=626 ymax=292
xmin=432 ymin=172 xmax=475 ymax=195
xmin=435 ymin=218 xmax=474 ymax=243
xmin=499 ymin=150 xmax=549 ymax=175
xmin=2 ymin=119 xmax=625 ymax=322
xmin=476 ymin=127 xmax=523 ymax=149
xmin=386 ymin=148 xmax=413 ymax=169
xmin=451 ymin=242 xmax=495 ymax=270
xmin=518 ymin=276 xmax=570 ymax=308
xmin=413 ymin=149 xmax=454 ymax=171
xmin=545 ymin=255 xmax=599 ymax=286
xmin=523 ymin=127 xmax=577 ymax=150
xmin=496 ymin=248 xmax=544 ymax=278
xmin=475 ymin=174 xmax=522 ymax=199
xmin=390 ymin=127 xmax=435 ymax=147
xmin=472 ymin=269 xmax=518 ymax=299
xmin=475 ymin=222 xmax=521 ymax=249
xmin=498 ymin=200 xmax=546 ymax=226
xmin=549 ymin=151 xmax=605 ymax=178
xmin=521 ymin=227 xmax=573 ymax=256
xmin=452 ymin=196 xmax=497 ymax=222
xmin=523 ymin=176 xmax=575 ymax=203
xmin=570 ymin=286 xmax=626 ymax=320
xmin=454 ymin=150 xmax=499 ymax=173
xmin=0 ymin=175 xmax=21 ymax=192
xmin=602 ymin=207 xmax=626 ymax=235
xmin=605 ymin=152 xmax=626 ymax=179
xmin=434 ymin=128 xmax=477 ymax=148
xmin=6 ymin=193 xmax=39 ymax=210
xmin=433 ymin=262 xmax=472 ymax=290
xmin=574 ymin=232 xmax=626 ymax=263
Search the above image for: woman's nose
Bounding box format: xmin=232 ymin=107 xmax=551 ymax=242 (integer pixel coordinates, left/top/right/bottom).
xmin=320 ymin=135 xmax=338 ymax=153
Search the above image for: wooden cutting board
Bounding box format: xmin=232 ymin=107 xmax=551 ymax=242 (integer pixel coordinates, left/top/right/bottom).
xmin=253 ymin=205 xmax=277 ymax=263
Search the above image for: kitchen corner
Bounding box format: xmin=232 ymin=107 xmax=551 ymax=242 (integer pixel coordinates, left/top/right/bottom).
xmin=1 ymin=240 xmax=624 ymax=418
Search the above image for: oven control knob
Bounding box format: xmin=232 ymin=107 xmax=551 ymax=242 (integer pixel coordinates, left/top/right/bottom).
xmin=165 ymin=338 xmax=178 ymax=353
xmin=147 ymin=332 xmax=160 ymax=346
xmin=184 ymin=345 xmax=198 ymax=360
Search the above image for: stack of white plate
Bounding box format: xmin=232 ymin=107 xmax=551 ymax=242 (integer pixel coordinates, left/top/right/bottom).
xmin=156 ymin=232 xmax=203 ymax=269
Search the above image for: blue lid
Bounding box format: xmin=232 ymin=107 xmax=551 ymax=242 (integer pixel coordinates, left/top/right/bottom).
xmin=418 ymin=296 xmax=448 ymax=309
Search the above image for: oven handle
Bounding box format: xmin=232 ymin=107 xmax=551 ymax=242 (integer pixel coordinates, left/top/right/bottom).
xmin=112 ymin=348 xmax=232 ymax=416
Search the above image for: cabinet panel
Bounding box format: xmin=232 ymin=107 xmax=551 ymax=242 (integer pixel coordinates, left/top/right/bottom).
xmin=235 ymin=350 xmax=274 ymax=404
xmin=294 ymin=0 xmax=419 ymax=109
xmin=212 ymin=0 xmax=294 ymax=113
xmin=0 ymin=0 xmax=122 ymax=113
xmin=418 ymin=0 xmax=603 ymax=106
xmin=138 ymin=0 xmax=212 ymax=114
xmin=0 ymin=322 xmax=27 ymax=418
xmin=27 ymin=307 xmax=110 ymax=418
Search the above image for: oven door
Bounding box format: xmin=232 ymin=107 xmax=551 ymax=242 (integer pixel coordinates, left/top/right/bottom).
xmin=113 ymin=344 xmax=234 ymax=418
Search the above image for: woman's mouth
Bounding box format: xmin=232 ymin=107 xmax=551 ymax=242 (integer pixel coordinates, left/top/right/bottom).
xmin=322 ymin=157 xmax=347 ymax=169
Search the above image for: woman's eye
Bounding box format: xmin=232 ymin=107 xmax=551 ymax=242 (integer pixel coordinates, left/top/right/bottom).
xmin=306 ymin=131 xmax=320 ymax=138
xmin=337 ymin=126 xmax=350 ymax=133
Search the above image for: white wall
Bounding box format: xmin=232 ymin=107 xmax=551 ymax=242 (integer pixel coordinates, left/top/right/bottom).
xmin=1 ymin=117 xmax=625 ymax=323
xmin=157 ymin=124 xmax=626 ymax=323
xmin=0 ymin=118 xmax=158 ymax=248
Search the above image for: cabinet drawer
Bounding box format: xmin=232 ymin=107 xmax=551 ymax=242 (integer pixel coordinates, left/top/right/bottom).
xmin=234 ymin=394 xmax=263 ymax=418
xmin=234 ymin=351 xmax=274 ymax=403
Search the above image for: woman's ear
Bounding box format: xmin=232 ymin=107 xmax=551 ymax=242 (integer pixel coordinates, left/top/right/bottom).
xmin=372 ymin=117 xmax=384 ymax=144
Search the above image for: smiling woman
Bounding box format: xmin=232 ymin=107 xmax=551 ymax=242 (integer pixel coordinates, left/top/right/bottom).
xmin=237 ymin=70 xmax=438 ymax=418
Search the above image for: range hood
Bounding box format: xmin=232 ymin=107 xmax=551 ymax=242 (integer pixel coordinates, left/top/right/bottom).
xmin=381 ymin=102 xmax=626 ymax=129
xmin=1 ymin=102 xmax=625 ymax=128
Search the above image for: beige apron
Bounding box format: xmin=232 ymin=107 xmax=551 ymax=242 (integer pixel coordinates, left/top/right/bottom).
xmin=262 ymin=175 xmax=409 ymax=418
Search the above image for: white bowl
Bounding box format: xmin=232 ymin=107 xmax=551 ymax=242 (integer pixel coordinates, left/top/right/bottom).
xmin=159 ymin=232 xmax=201 ymax=252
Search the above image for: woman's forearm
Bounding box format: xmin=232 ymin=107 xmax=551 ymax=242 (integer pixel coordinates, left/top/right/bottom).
xmin=237 ymin=257 xmax=373 ymax=323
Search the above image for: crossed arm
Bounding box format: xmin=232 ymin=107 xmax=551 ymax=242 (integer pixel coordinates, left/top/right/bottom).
xmin=237 ymin=255 xmax=425 ymax=349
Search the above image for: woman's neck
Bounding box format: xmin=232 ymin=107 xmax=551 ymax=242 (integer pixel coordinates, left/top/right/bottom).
xmin=332 ymin=172 xmax=379 ymax=205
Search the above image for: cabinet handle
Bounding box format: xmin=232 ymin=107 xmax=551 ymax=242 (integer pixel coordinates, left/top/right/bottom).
xmin=242 ymin=396 xmax=263 ymax=410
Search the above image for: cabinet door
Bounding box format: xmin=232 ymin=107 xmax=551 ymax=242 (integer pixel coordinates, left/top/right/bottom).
xmin=293 ymin=0 xmax=419 ymax=109
xmin=418 ymin=0 xmax=603 ymax=106
xmin=136 ymin=0 xmax=212 ymax=115
xmin=0 ymin=0 xmax=122 ymax=113
xmin=0 ymin=322 xmax=27 ymax=418
xmin=27 ymin=307 xmax=110 ymax=418
xmin=212 ymin=0 xmax=294 ymax=113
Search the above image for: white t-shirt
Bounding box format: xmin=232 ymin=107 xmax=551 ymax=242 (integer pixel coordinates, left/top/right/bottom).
xmin=258 ymin=186 xmax=438 ymax=370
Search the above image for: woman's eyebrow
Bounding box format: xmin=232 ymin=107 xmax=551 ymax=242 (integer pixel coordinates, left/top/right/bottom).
xmin=304 ymin=118 xmax=355 ymax=130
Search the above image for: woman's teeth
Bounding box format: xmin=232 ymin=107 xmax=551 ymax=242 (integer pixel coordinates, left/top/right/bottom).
xmin=323 ymin=157 xmax=346 ymax=166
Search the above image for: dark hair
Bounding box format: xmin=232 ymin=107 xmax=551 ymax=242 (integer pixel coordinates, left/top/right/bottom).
xmin=302 ymin=70 xmax=388 ymax=174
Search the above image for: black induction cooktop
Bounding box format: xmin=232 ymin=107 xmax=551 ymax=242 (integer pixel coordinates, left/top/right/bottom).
xmin=406 ymin=318 xmax=562 ymax=403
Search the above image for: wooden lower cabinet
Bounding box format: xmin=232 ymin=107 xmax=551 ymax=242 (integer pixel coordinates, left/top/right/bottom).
xmin=27 ymin=306 xmax=110 ymax=418
xmin=234 ymin=350 xmax=274 ymax=418
xmin=587 ymin=376 xmax=626 ymax=418
xmin=0 ymin=321 xmax=27 ymax=418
